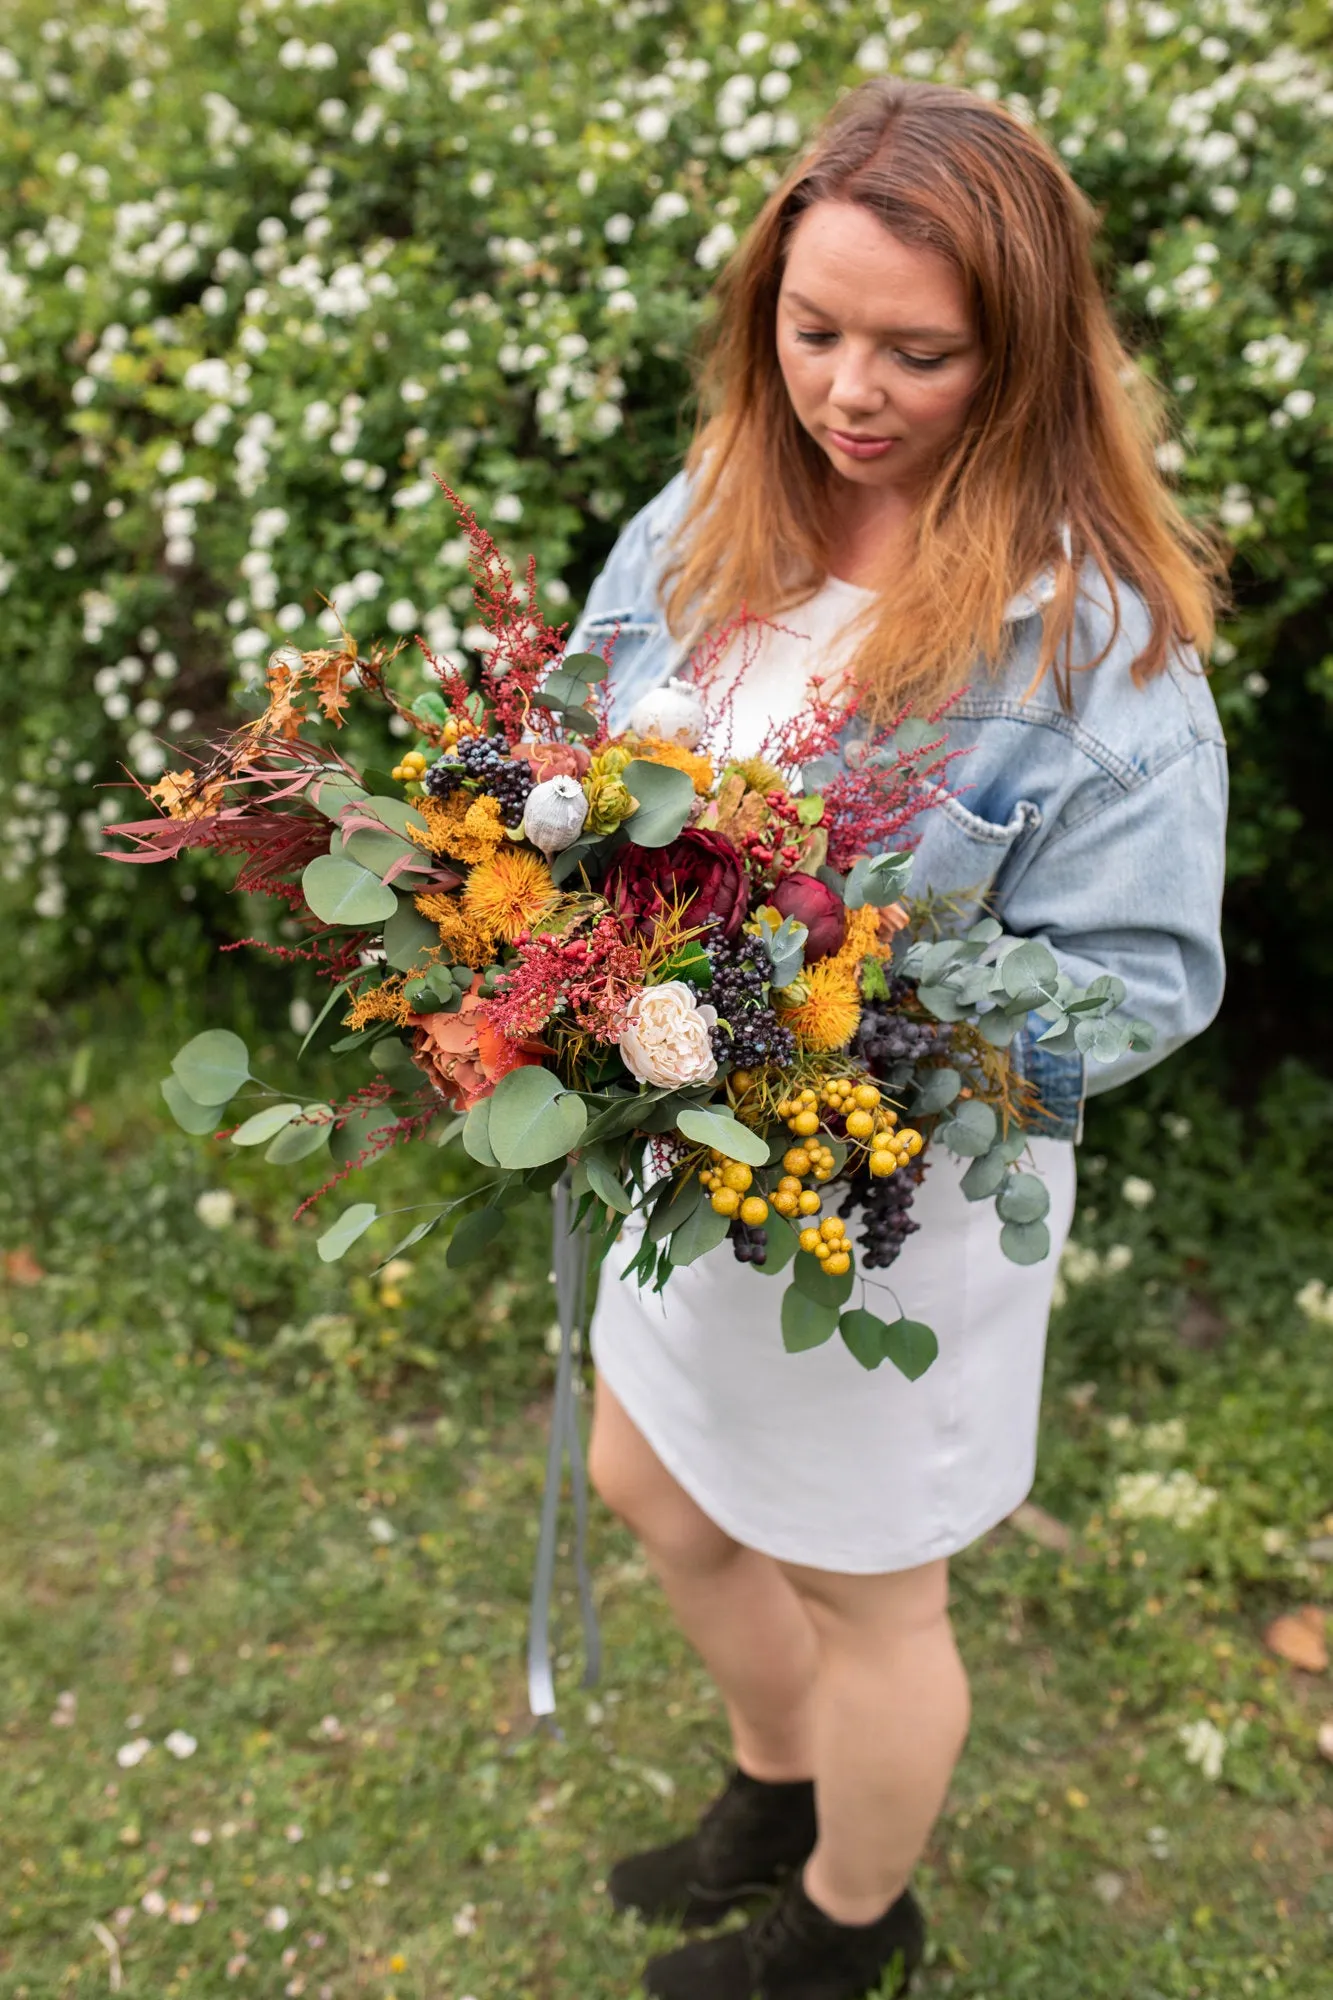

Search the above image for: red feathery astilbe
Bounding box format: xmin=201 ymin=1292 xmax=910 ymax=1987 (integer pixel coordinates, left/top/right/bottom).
xmin=481 ymin=916 xmax=644 ymax=1041
xmin=425 ymin=474 xmax=586 ymax=746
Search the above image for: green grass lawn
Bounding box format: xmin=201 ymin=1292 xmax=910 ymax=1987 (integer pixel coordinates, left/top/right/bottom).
xmin=1 ymin=1004 xmax=1331 ymax=1997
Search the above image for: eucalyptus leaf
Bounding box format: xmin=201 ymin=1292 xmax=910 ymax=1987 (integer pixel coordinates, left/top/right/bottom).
xmin=781 ymin=1285 xmax=839 ymax=1354
xmin=160 ymin=1075 xmax=230 ymax=1135
xmin=996 ymin=1171 xmax=1052 ymax=1225
xmin=171 ymin=1029 xmax=250 ymax=1106
xmin=881 ymin=1316 xmax=939 ymax=1381
xmin=939 ymin=1098 xmax=998 ymax=1155
xmin=916 ymin=984 xmax=968 ymax=1022
xmin=621 ymin=759 xmax=695 ymax=848
xmin=331 ymin=1103 xmax=400 ymax=1166
xmin=999 ymin=1218 xmax=1052 ymax=1265
xmin=297 ymin=979 xmax=352 ymax=1056
xmin=913 ymin=1066 xmax=961 ymax=1114
xmin=669 ymin=1200 xmax=731 ymax=1266
xmin=383 ymin=897 xmax=441 ymax=972
xmin=839 ymin=1306 xmax=889 ymax=1371
xmin=302 ymin=853 xmax=398 ymax=927
xmin=959 ymin=1147 xmax=1011 ymax=1201
xmin=1000 ymin=939 xmax=1059 ymax=999
xmin=584 ymin=1146 xmax=633 ymax=1214
xmin=676 ymin=1106 xmax=770 ymax=1166
xmin=487 ymin=1064 xmax=587 ymax=1169
xmin=308 ymin=770 xmax=369 ymax=819
xmin=647 ymin=1172 xmax=704 ymax=1244
xmin=791 ymin=1253 xmax=855 ymax=1310
xmin=316 ymin=1201 xmax=378 ymax=1263
xmin=844 ymin=849 xmax=914 ymax=909
xmin=446 ymin=1206 xmax=505 ymax=1267
xmin=230 ymin=1101 xmax=304 ymax=1147
xmin=264 ymin=1104 xmax=335 ymax=1163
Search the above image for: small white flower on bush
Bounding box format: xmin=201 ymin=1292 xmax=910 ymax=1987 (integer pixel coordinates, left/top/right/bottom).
xmin=195 ymin=1189 xmax=236 ymax=1230
xmin=649 ymin=190 xmax=690 ymax=226
xmin=1177 ymin=1717 xmax=1228 ymax=1780
xmin=264 ymin=1905 xmax=290 ymax=1932
xmin=117 ymin=1737 xmax=152 ymax=1768
xmin=1295 ymin=1280 xmax=1333 ymax=1328
xmin=618 ymin=982 xmax=719 ymax=1088
xmin=604 ymin=212 xmax=634 ymax=244
xmin=140 ymin=1888 xmax=167 ymax=1916
xmin=1121 ymin=1175 xmax=1156 ymax=1209
xmin=1113 ymin=1468 xmax=1217 ymax=1528
xmin=164 ymin=1729 xmax=197 ymax=1759
xmin=695 ymin=222 xmax=736 ymax=271
xmin=368 ymin=1515 xmax=397 ymax=1545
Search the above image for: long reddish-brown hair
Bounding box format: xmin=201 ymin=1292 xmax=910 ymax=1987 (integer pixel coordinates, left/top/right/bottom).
xmin=661 ymin=77 xmax=1230 ymax=715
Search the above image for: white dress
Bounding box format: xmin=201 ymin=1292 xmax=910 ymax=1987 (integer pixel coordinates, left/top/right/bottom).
xmin=588 ymin=577 xmax=1077 ymax=1574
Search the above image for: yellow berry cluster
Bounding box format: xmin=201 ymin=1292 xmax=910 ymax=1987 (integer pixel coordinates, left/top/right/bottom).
xmin=868 ymin=1123 xmax=925 ymax=1178
xmin=770 ymin=1175 xmax=824 ymax=1221
xmin=392 ymin=748 xmax=429 ymax=785
xmin=699 ymin=1156 xmax=769 ymax=1225
xmin=798 ymin=1214 xmax=851 ymax=1276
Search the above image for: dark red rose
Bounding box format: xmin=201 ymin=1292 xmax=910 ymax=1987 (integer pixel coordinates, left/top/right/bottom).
xmin=770 ymin=871 xmax=847 ymax=960
xmin=607 ymin=827 xmax=748 ymax=941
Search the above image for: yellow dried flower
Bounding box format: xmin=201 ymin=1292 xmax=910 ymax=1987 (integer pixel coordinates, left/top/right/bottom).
xmin=409 ymin=791 xmax=506 ymax=864
xmin=463 ymin=847 xmax=559 ymax=943
xmin=778 ymin=959 xmax=863 ymax=1052
xmin=413 ymin=892 xmax=498 ymax=969
xmin=726 ymin=756 xmax=785 ymax=797
xmin=632 ymin=735 xmax=716 ymax=795
xmin=343 ymin=979 xmax=413 ymax=1030
xmin=589 ymin=744 xmax=634 ymax=782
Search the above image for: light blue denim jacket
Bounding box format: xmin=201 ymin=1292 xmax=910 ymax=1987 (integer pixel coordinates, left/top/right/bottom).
xmin=563 ymin=469 xmax=1228 ymax=1141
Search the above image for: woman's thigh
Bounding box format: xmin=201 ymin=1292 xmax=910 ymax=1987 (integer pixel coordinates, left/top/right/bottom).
xmin=777 ymin=1554 xmax=953 ymax=1651
xmin=588 ymin=1370 xmax=742 ymax=1573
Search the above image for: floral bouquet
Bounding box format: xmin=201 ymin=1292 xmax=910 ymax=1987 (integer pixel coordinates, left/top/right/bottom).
xmin=107 ymin=484 xmax=1153 ymax=1381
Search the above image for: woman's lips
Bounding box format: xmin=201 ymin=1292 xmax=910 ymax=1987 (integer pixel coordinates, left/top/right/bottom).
xmin=826 ymin=429 xmax=899 ymax=460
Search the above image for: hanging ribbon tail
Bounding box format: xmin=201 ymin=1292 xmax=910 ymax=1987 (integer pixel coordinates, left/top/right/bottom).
xmin=527 ymin=1173 xmax=601 ymax=1717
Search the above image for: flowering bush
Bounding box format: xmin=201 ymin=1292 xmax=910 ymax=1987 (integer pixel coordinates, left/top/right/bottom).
xmin=1 ymin=0 xmax=1329 ymax=1010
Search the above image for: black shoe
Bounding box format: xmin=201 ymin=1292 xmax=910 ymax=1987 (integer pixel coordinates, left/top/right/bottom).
xmin=641 ymin=1871 xmax=926 ymax=2000
xmin=608 ymin=1767 xmax=817 ymax=1928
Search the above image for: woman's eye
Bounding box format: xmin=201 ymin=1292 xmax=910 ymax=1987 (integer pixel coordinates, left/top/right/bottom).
xmin=899 ymin=353 xmax=947 ymax=371
xmin=794 ymin=329 xmax=835 ymax=346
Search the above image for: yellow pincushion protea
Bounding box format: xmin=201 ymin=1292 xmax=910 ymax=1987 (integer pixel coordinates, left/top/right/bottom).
xmin=778 ymin=958 xmax=863 ymax=1052
xmin=462 ymin=847 xmax=558 ymax=943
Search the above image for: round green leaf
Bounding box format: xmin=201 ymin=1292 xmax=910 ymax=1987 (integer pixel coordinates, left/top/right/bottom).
xmin=791 ymin=1252 xmax=856 ymax=1309
xmin=160 ymin=1075 xmax=230 ymax=1134
xmin=487 ymin=1065 xmax=588 ymax=1169
xmin=839 ymin=1306 xmax=889 ymax=1371
xmin=230 ymin=1101 xmax=304 ymax=1147
xmin=446 ymin=1206 xmax=505 ymax=1268
xmin=584 ymin=1147 xmax=633 ymax=1214
xmin=171 ymin=1029 xmax=250 ymax=1106
xmin=331 ymin=1103 xmax=401 ymax=1165
xmin=913 ymin=1066 xmax=961 ymax=1114
xmin=999 ymin=1218 xmax=1052 ymax=1265
xmin=621 ymin=759 xmax=694 ymax=848
xmin=302 ymin=854 xmax=398 ymax=927
xmin=781 ymin=1285 xmax=839 ymax=1354
xmin=316 ymin=1201 xmax=378 ymax=1263
xmin=881 ymin=1317 xmax=939 ymax=1381
xmin=1000 ymin=939 xmax=1058 ymax=999
xmin=959 ymin=1147 xmax=1010 ymax=1202
xmin=265 ymin=1104 xmax=334 ymax=1163
xmin=940 ymin=1099 xmax=998 ymax=1156
xmin=384 ymin=897 xmax=440 ymax=972
xmin=355 ymin=796 xmax=429 ymax=840
xmin=463 ymin=1096 xmax=498 ymax=1167
xmin=341 ymin=823 xmax=422 ymax=877
xmin=996 ymin=1171 xmax=1051 ymax=1226
xmin=669 ymin=1200 xmax=731 ymax=1266
xmin=675 ymin=1107 xmax=771 ymax=1167
xmin=308 ymin=771 xmax=369 ymax=820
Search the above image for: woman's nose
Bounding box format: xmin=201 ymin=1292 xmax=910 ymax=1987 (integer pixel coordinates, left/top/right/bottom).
xmin=828 ymin=348 xmax=887 ymax=415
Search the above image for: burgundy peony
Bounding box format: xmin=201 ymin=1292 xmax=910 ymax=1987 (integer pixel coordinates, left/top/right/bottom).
xmin=769 ymin=871 xmax=847 ymax=960
xmin=607 ymin=827 xmax=748 ymax=942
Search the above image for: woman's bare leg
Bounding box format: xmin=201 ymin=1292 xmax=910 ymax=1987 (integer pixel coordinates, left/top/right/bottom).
xmin=781 ymin=1554 xmax=971 ymax=1923
xmin=589 ymin=1372 xmax=819 ymax=1780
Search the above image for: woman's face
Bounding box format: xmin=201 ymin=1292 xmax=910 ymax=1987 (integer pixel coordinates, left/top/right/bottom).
xmin=776 ymin=200 xmax=985 ymax=498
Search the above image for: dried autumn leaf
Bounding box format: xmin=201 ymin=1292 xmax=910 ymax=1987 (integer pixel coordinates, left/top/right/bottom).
xmin=1264 ymin=1608 xmax=1328 ymax=1674
xmin=3 ymin=1247 xmax=45 ymax=1285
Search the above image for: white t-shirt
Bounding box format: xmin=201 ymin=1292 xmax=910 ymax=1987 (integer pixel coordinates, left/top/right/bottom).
xmin=700 ymin=574 xmax=874 ymax=761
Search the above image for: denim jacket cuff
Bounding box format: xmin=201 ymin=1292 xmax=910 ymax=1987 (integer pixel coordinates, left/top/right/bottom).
xmin=1010 ymin=1010 xmax=1085 ymax=1143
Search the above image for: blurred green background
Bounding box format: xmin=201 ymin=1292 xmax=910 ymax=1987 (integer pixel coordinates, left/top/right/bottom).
xmin=2 ymin=3 xmax=1330 ymax=1996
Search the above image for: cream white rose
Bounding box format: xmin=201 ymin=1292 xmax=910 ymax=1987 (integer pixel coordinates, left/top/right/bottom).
xmin=618 ymin=980 xmax=719 ymax=1087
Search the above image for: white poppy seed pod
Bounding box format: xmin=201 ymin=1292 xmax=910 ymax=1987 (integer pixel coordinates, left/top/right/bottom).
xmin=625 ymin=675 xmax=706 ymax=747
xmin=523 ymin=773 xmax=589 ymax=857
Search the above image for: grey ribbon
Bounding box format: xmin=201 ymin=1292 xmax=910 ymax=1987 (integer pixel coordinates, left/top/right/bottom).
xmin=527 ymin=1173 xmax=602 ymax=1716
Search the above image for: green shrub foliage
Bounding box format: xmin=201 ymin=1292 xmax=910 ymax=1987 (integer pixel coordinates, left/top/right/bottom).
xmin=1 ymin=0 xmax=1329 ymax=1021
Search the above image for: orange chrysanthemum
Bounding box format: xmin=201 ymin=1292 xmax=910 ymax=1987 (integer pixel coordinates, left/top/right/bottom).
xmin=631 ymin=735 xmax=716 ymax=796
xmin=830 ymin=904 xmax=886 ymax=973
xmin=414 ymin=891 xmax=498 ymax=969
xmin=409 ymin=791 xmax=506 ymax=865
xmin=781 ymin=959 xmax=863 ymax=1052
xmin=462 ymin=847 xmax=559 ymax=943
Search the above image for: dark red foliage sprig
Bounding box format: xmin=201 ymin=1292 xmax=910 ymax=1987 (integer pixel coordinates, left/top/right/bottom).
xmin=291 ymin=1082 xmax=436 ymax=1223
xmin=483 ymin=916 xmax=643 ymax=1041
xmin=428 ymin=474 xmax=585 ymax=746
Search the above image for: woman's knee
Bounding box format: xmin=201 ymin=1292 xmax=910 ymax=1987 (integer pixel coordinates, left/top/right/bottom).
xmin=589 ymin=1378 xmax=739 ymax=1573
xmin=781 ymin=1555 xmax=955 ymax=1647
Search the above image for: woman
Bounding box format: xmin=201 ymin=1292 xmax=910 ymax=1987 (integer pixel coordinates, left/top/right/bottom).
xmin=563 ymin=78 xmax=1229 ymax=2000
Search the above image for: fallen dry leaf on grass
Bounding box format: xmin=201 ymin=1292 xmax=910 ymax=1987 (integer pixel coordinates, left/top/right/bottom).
xmin=3 ymin=1247 xmax=45 ymax=1285
xmin=1264 ymin=1606 xmax=1328 ymax=1674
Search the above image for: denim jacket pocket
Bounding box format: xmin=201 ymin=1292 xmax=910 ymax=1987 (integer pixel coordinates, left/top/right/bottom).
xmin=908 ymin=792 xmax=1043 ymax=922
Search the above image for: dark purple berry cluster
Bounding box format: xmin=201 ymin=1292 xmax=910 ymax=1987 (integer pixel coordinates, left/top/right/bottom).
xmin=705 ymin=936 xmax=796 ymax=1071
xmin=425 ymin=734 xmax=534 ymax=827
xmin=728 ymin=1218 xmax=769 ymax=1266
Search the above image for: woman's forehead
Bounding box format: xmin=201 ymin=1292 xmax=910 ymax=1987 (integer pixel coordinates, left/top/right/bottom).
xmin=780 ymin=202 xmax=971 ymax=335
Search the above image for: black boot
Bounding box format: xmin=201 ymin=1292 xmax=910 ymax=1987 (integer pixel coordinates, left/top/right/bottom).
xmin=607 ymin=1766 xmax=817 ymax=1928
xmin=641 ymin=1872 xmax=926 ymax=2000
